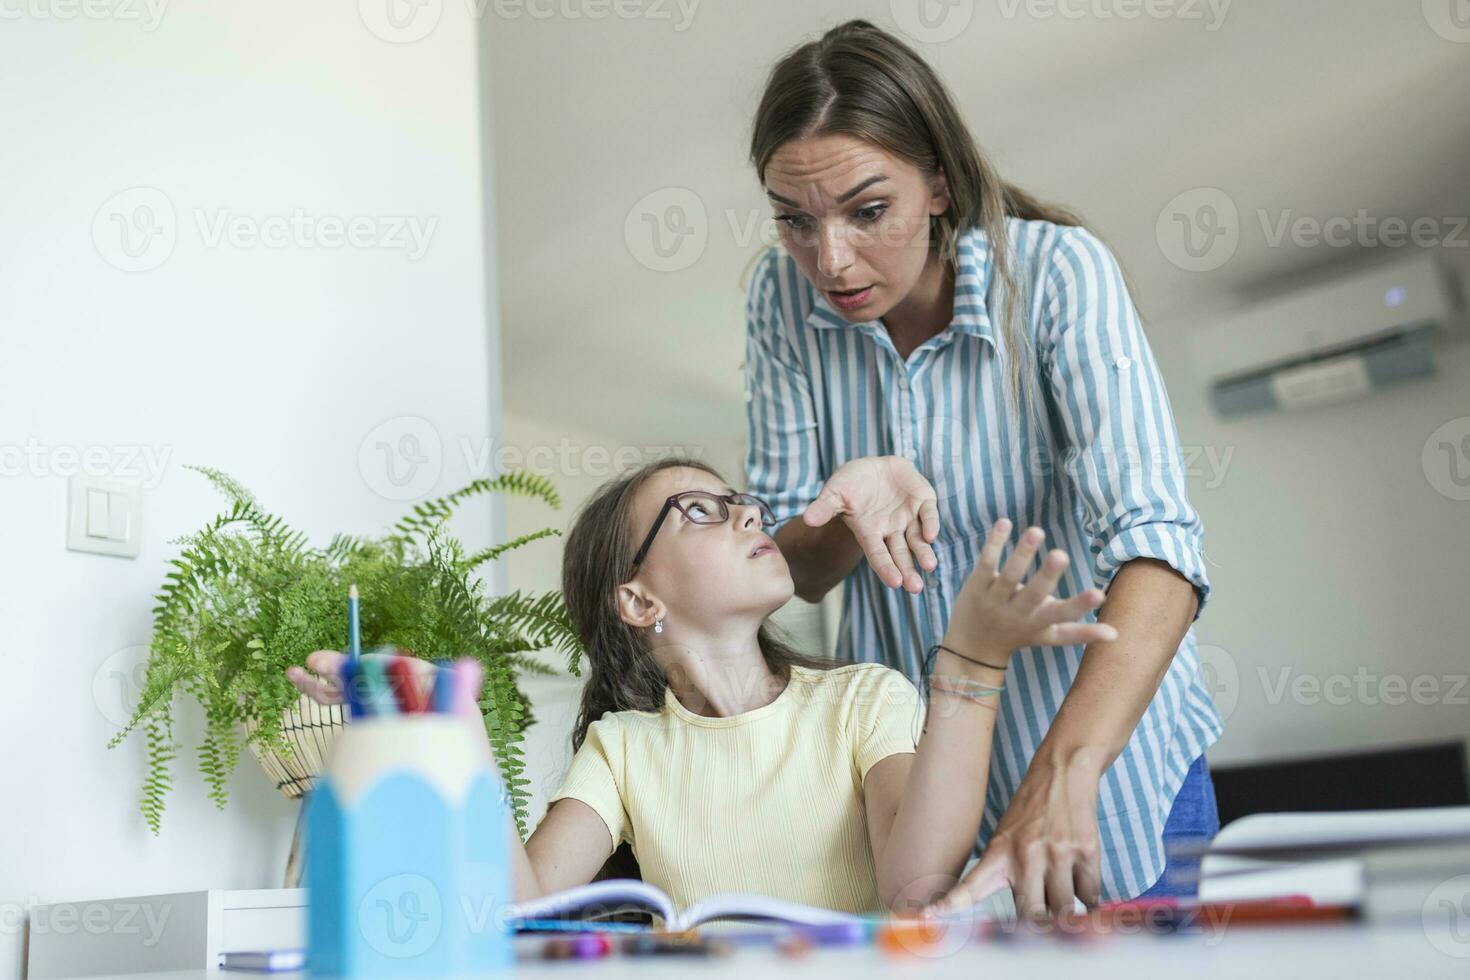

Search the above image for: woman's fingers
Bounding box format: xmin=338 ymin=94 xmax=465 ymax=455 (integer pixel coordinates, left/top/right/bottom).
xmin=802 ymin=484 xmax=848 ymax=528
xmin=904 ymin=520 xmax=938 ymax=575
xmin=885 ymin=531 xmax=923 ymax=593
xmin=1015 ymin=848 xmax=1048 ymax=919
xmin=917 ymin=496 xmax=941 ymax=544
xmin=854 ymin=527 xmax=904 ymax=589
xmin=1044 ymin=857 xmax=1078 ymax=917
xmin=1074 ymin=854 xmax=1103 ymax=909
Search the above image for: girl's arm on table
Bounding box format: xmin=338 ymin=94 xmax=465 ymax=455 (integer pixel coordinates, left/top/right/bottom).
xmin=862 ymin=522 xmax=1116 ymax=911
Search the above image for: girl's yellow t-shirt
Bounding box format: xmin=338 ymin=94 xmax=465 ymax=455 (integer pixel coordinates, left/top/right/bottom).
xmin=546 ymin=662 xmax=922 ymax=914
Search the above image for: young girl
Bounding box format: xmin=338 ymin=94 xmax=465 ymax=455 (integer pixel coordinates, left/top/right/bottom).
xmin=287 ymin=457 xmax=1115 ymax=915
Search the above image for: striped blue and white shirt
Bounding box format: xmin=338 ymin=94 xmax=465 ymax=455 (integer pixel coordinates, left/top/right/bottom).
xmin=743 ymin=218 xmax=1223 ymax=901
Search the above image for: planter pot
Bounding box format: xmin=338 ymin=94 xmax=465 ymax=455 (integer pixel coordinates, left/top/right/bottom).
xmin=244 ymin=693 xmax=348 ymax=886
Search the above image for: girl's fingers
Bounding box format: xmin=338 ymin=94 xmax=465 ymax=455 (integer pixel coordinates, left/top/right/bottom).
xmin=305 ymin=649 xmax=347 ymax=675
xmin=926 ymin=852 xmax=1010 ymax=918
xmin=1051 ymin=589 xmax=1108 ymax=623
xmin=997 ymin=526 xmax=1044 ymax=591
xmin=1016 ymin=549 xmax=1069 ymax=611
xmin=289 ymin=650 xmax=438 ymax=707
xmin=286 ymin=665 xmax=344 ymax=705
xmin=1032 ymin=591 xmax=1105 ymax=627
xmin=976 ymin=519 xmax=1012 ymax=579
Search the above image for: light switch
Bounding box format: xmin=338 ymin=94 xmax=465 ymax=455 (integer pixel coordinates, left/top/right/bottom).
xmin=87 ymin=489 xmax=115 ymax=539
xmin=68 ymin=476 xmax=142 ymax=558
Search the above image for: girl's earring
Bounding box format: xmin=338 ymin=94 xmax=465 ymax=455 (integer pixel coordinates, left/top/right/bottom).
xmin=653 ymin=619 xmax=664 ymax=635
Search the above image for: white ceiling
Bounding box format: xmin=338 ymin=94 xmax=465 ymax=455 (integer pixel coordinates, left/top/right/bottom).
xmin=489 ymin=1 xmax=1470 ymax=451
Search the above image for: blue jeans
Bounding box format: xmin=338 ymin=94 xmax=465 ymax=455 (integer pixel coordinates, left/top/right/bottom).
xmin=1135 ymin=754 xmax=1220 ymax=899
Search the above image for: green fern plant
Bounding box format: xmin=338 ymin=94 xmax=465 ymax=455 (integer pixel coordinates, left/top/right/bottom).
xmin=109 ymin=465 xmax=583 ymax=839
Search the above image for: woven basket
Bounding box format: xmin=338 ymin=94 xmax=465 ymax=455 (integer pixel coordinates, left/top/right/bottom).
xmin=243 ymin=693 xmax=347 ymax=887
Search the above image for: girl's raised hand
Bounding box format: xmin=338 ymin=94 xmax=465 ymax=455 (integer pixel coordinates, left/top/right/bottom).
xmin=947 ymin=520 xmax=1118 ymax=665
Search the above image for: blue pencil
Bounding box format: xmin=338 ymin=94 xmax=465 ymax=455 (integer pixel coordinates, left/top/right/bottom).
xmin=347 ymin=584 xmax=362 ymax=663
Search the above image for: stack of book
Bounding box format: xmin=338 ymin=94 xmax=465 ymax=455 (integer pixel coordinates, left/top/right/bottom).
xmin=1190 ymin=805 xmax=1470 ymax=919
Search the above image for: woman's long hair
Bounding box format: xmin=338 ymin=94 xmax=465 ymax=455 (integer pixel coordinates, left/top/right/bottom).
xmin=749 ymin=18 xmax=1086 ymax=412
xmin=561 ymin=456 xmax=835 ymax=755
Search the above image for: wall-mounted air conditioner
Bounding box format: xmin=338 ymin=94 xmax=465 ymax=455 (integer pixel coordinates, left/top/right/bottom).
xmin=1188 ymin=254 xmax=1466 ymax=417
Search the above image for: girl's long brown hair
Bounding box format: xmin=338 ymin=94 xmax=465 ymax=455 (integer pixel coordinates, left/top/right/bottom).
xmin=560 ymin=457 xmax=836 ymax=881
xmin=561 ymin=456 xmax=835 ymax=755
xmin=749 ymin=18 xmax=1086 ymax=413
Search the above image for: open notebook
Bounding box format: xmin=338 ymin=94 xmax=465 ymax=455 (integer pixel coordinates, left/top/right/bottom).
xmin=505 ymin=879 xmax=865 ymax=933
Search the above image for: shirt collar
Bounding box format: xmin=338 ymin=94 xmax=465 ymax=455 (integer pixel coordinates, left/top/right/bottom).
xmin=803 ymin=227 xmax=996 ymax=343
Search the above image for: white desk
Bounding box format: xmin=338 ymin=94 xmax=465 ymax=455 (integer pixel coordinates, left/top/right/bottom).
xmin=67 ymin=919 xmax=1470 ymax=979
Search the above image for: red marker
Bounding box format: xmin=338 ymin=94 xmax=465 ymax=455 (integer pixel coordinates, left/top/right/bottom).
xmin=387 ymin=657 xmax=429 ymax=713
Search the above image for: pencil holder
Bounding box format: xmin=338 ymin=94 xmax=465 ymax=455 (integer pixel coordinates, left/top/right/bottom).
xmin=303 ymin=714 xmax=514 ymax=977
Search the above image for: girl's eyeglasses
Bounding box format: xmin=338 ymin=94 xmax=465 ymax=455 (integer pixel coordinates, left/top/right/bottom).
xmin=629 ymin=490 xmax=776 ymax=573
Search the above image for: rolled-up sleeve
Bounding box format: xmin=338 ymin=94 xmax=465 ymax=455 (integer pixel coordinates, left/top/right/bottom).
xmin=743 ymin=249 xmax=825 ymax=529
xmin=1040 ymin=227 xmax=1211 ymax=619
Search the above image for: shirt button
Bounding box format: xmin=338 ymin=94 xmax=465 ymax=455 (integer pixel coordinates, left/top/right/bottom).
xmin=898 ymin=374 xmax=910 ymax=390
xmin=904 ymin=448 xmax=917 ymax=460
xmin=1115 ymin=355 xmax=1132 ymax=370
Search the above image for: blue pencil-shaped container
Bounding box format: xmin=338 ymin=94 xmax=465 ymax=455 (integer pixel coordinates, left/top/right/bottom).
xmin=304 ymin=714 xmax=514 ymax=977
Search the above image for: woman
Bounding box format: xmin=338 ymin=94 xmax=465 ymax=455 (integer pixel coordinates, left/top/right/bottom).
xmin=288 ymin=458 xmax=1116 ymax=914
xmin=743 ymin=20 xmax=1222 ymax=914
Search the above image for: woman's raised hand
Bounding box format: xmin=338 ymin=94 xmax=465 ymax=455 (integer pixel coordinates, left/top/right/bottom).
xmin=802 ymin=456 xmax=941 ymax=594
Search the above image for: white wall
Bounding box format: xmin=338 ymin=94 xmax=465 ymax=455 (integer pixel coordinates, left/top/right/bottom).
xmin=1152 ymin=297 xmax=1470 ymax=766
xmin=0 ymin=5 xmax=498 ymax=978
